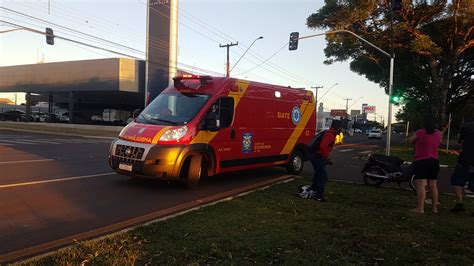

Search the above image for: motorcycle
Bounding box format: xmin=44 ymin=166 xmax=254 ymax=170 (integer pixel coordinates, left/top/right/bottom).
xmin=361 ymin=153 xmax=416 ymax=191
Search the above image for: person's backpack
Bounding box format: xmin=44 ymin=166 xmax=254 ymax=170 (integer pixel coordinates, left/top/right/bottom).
xmin=308 ymin=130 xmax=327 ymax=152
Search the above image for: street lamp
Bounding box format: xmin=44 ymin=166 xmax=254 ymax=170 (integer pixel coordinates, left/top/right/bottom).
xmin=291 ymin=29 xmax=395 ymax=156
xmin=229 ymin=36 xmax=263 ymax=74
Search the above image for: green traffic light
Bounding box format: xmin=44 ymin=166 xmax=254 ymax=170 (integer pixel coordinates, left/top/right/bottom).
xmin=391 ymin=95 xmax=401 ymax=103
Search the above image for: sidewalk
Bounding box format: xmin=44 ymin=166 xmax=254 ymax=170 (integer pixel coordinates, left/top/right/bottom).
xmin=0 ymin=121 xmax=122 ymax=138
xmin=24 ymin=180 xmax=473 ymax=265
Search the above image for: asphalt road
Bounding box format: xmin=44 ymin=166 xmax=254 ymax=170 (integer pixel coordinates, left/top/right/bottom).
xmin=0 ymin=129 xmax=291 ymax=261
xmin=0 ymin=129 xmax=462 ymax=262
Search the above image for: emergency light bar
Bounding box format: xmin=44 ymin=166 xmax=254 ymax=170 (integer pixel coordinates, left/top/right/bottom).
xmin=173 ymin=75 xmax=212 ymax=90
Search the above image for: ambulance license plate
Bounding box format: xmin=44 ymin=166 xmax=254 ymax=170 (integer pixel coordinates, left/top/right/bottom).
xmin=119 ymin=163 xmax=133 ymax=172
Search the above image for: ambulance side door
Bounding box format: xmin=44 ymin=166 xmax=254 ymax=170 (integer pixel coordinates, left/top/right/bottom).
xmin=202 ymin=97 xmax=240 ymax=166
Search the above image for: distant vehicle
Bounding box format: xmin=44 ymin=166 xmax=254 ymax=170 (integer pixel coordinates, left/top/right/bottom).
xmin=45 ymin=113 xmax=61 ymax=123
xmin=368 ymin=129 xmax=382 ymax=139
xmin=354 ymin=128 xmax=362 ymax=133
xmin=91 ymin=114 xmax=103 ymax=122
xmin=102 ymin=109 xmax=130 ymax=124
xmin=59 ymin=112 xmax=70 ymax=122
xmin=0 ymin=110 xmax=24 ymax=122
xmin=61 ymin=112 xmax=90 ymax=124
xmin=32 ymin=111 xmax=48 ymax=122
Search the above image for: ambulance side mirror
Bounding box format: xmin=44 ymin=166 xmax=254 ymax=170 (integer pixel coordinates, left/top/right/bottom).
xmin=132 ymin=109 xmax=141 ymax=119
xmin=204 ymin=116 xmax=220 ymax=131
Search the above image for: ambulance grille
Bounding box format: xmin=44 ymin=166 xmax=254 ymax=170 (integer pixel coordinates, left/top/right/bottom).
xmin=115 ymin=144 xmax=145 ymax=160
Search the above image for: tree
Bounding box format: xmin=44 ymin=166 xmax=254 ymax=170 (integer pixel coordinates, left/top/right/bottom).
xmin=307 ymin=0 xmax=473 ymax=125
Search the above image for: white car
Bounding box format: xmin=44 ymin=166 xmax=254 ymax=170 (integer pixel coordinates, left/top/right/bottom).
xmin=368 ymin=129 xmax=382 ymax=139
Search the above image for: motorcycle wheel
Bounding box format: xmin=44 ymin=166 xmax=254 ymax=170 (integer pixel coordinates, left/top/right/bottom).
xmin=409 ymin=174 xmax=417 ymax=191
xmin=363 ymin=166 xmax=385 ymax=187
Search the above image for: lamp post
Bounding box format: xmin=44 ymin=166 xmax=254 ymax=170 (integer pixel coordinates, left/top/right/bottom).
xmin=293 ymin=29 xmax=394 ymax=156
xmin=311 ymin=85 xmax=323 ymax=131
xmin=229 ymin=36 xmax=263 ymax=75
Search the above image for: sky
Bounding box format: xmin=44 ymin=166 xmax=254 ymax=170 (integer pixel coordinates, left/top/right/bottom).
xmin=0 ymin=0 xmax=399 ymax=123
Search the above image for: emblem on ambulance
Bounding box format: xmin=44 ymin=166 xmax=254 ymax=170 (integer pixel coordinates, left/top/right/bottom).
xmin=138 ymin=128 xmax=145 ymax=134
xmin=242 ymin=133 xmax=253 ymax=154
xmin=291 ymin=106 xmax=301 ymax=125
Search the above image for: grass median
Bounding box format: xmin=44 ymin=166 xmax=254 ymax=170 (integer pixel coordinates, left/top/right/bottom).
xmin=27 ymin=179 xmax=473 ymax=265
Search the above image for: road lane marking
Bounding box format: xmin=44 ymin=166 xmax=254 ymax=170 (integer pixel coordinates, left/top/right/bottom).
xmin=338 ymin=149 xmax=355 ymax=153
xmin=18 ymin=139 xmax=61 ymax=144
xmin=0 ymin=139 xmax=38 ymax=145
xmin=0 ymin=173 xmax=115 ymax=189
xmin=0 ymin=142 xmax=15 ymax=146
xmin=0 ymin=159 xmax=54 ymax=165
xmin=358 ymin=150 xmax=372 ymax=154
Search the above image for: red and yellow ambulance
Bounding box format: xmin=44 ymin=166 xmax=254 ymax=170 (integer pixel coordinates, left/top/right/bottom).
xmin=108 ymin=75 xmax=316 ymax=187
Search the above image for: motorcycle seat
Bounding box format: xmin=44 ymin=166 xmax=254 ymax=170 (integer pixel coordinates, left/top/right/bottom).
xmin=369 ymin=154 xmax=404 ymax=167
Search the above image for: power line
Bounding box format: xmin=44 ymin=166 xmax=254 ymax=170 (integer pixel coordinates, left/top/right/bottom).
xmin=145 ymin=1 xmax=317 ymax=87
xmin=1 ymin=7 xmax=145 ymax=55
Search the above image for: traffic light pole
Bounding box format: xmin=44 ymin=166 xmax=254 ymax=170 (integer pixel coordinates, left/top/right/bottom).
xmin=294 ymin=29 xmax=394 ymax=156
xmin=386 ymin=56 xmax=394 ymax=156
xmin=0 ymin=20 xmax=141 ymax=59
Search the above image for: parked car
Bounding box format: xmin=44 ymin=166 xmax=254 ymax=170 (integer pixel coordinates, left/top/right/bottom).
xmin=368 ymin=129 xmax=382 ymax=139
xmin=45 ymin=113 xmax=61 ymax=123
xmin=59 ymin=112 xmax=70 ymax=122
xmin=91 ymin=114 xmax=103 ymax=122
xmin=0 ymin=110 xmax=24 ymax=122
xmin=31 ymin=111 xmax=48 ymax=122
xmin=354 ymin=128 xmax=362 ymax=133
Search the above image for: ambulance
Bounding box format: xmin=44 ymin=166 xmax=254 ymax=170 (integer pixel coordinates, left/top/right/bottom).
xmin=108 ymin=75 xmax=316 ymax=188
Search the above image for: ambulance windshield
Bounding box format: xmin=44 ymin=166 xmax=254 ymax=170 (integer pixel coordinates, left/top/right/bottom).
xmin=138 ymin=93 xmax=209 ymax=125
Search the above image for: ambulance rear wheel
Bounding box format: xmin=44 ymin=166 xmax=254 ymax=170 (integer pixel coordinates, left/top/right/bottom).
xmin=186 ymin=154 xmax=203 ymax=189
xmin=287 ymin=150 xmax=304 ymax=175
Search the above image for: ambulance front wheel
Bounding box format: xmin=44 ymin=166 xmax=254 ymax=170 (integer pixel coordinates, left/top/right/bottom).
xmin=287 ymin=150 xmax=304 ymax=175
xmin=185 ymin=154 xmax=203 ymax=189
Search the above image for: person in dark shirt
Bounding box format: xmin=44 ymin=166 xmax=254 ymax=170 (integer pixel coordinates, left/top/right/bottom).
xmin=449 ymin=121 xmax=474 ymax=214
xmin=301 ymin=119 xmax=342 ymax=202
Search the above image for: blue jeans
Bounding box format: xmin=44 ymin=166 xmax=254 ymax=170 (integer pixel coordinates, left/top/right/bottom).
xmin=310 ymin=154 xmax=328 ymax=198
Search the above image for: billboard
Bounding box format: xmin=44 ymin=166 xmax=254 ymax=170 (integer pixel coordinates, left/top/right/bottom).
xmin=146 ymin=0 xmax=178 ymax=105
xmin=330 ymin=109 xmax=347 ymax=118
xmin=363 ymin=105 xmax=376 ymax=113
xmin=350 ymin=110 xmax=361 ymax=116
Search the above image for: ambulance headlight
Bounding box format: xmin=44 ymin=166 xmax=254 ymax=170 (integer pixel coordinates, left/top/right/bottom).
xmin=159 ymin=126 xmax=188 ymax=142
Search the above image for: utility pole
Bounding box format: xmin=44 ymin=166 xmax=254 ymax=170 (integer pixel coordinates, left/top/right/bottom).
xmin=344 ymin=98 xmax=352 ymax=115
xmin=312 ymin=86 xmax=323 ymax=131
xmin=220 ymin=42 xmax=238 ymax=77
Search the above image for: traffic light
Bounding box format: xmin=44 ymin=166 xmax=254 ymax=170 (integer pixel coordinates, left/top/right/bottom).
xmin=45 ymin=27 xmax=54 ymax=45
xmin=391 ymin=0 xmax=402 ymax=11
xmin=288 ymin=32 xmax=299 ymax=51
xmin=390 ymin=95 xmax=402 ymax=104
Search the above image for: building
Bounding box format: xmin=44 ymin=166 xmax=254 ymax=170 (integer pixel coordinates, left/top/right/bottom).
xmin=0 ymin=0 xmax=177 ymax=124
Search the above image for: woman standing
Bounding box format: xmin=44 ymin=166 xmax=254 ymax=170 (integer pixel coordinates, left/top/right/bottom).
xmin=410 ymin=116 xmax=442 ymax=214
